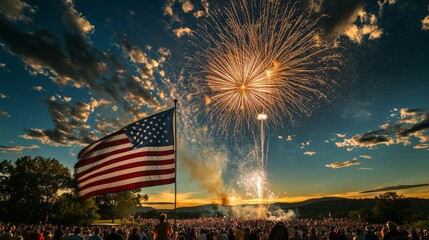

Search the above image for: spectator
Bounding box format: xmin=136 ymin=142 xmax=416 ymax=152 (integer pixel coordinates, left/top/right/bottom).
xmin=89 ymin=228 xmax=102 ymax=240
xmin=268 ymin=222 xmax=288 ymax=240
xmin=153 ymin=214 xmax=172 ymax=240
xmin=105 ymin=228 xmax=123 ymax=240
xmin=382 ymin=222 xmax=407 ymax=240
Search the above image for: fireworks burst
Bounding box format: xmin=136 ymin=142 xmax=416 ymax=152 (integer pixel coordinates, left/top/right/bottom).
xmin=191 ymin=0 xmax=341 ymax=135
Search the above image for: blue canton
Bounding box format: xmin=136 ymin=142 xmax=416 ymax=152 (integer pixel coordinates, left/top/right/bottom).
xmin=123 ymin=108 xmax=174 ymax=149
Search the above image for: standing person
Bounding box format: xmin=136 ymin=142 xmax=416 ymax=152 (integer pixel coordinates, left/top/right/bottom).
xmin=105 ymin=228 xmax=123 ymax=240
xmin=27 ymin=227 xmax=45 ymax=240
xmin=268 ymin=222 xmax=288 ymax=240
xmin=128 ymin=228 xmax=139 ymax=240
xmin=363 ymin=227 xmax=378 ymax=240
xmin=0 ymin=226 xmax=14 ymax=240
xmin=309 ymin=228 xmax=319 ymax=240
xmin=153 ymin=214 xmax=172 ymax=240
xmin=383 ymin=222 xmax=407 ymax=240
xmin=345 ymin=229 xmax=353 ymax=240
xmin=138 ymin=228 xmax=147 ymax=240
xmin=329 ymin=227 xmax=339 ymax=240
xmin=66 ymin=228 xmax=81 ymax=240
xmin=227 ymin=229 xmax=235 ymax=240
xmin=52 ymin=226 xmax=63 ymax=240
xmin=420 ymin=230 xmax=429 ymax=240
xmin=353 ymin=229 xmax=363 ymax=240
xmin=88 ymin=228 xmax=102 ymax=240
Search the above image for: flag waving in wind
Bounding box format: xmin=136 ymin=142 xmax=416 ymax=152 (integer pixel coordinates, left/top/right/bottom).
xmin=75 ymin=108 xmax=175 ymax=199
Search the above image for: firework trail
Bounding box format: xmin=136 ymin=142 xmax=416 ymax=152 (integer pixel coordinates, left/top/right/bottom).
xmin=191 ymin=0 xmax=341 ymax=135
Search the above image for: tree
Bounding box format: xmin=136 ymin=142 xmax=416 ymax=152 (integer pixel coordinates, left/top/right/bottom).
xmin=0 ymin=156 xmax=73 ymax=222
xmin=372 ymin=191 xmax=411 ymax=224
xmin=51 ymin=192 xmax=100 ymax=225
xmin=95 ymin=190 xmax=147 ymax=223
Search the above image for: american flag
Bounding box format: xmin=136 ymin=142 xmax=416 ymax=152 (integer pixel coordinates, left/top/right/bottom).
xmin=75 ymin=108 xmax=175 ymax=199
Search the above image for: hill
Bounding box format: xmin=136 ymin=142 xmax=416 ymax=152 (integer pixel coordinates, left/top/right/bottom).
xmin=137 ymin=197 xmax=429 ymax=219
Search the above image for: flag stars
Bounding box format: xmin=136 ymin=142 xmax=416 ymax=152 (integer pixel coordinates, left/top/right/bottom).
xmin=123 ymin=109 xmax=174 ymax=148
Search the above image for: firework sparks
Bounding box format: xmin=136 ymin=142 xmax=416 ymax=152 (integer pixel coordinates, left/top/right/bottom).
xmin=191 ymin=0 xmax=340 ymax=135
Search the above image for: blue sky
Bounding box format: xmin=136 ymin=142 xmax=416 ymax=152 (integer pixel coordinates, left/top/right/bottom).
xmin=1 ymin=0 xmax=429 ymax=207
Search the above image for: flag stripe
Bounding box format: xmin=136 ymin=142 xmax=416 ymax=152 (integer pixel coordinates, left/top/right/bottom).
xmin=78 ymin=170 xmax=176 ymax=192
xmin=79 ymin=178 xmax=176 ymax=199
xmin=76 ymin=147 xmax=174 ymax=176
xmin=89 ymin=138 xmax=130 ymax=154
xmin=75 ymin=145 xmax=130 ymax=168
xmin=78 ymin=161 xmax=175 ymax=186
xmin=78 ymin=131 xmax=123 ymax=159
xmin=80 ymin=135 xmax=130 ymax=159
xmin=76 ymin=136 xmax=173 ymax=169
xmin=76 ymin=155 xmax=174 ymax=181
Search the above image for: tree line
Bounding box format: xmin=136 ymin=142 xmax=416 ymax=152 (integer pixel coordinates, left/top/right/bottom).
xmin=0 ymin=156 xmax=147 ymax=225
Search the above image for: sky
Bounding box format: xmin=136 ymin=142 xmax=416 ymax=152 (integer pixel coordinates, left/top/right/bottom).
xmin=1 ymin=0 xmax=429 ymax=209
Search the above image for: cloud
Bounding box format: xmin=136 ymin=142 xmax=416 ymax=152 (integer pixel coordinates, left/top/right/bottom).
xmin=307 ymin=0 xmax=384 ymax=43
xmin=33 ymin=86 xmax=47 ymax=92
xmin=180 ymin=0 xmax=194 ymax=13
xmin=63 ymin=0 xmax=94 ymax=36
xmin=304 ymin=151 xmax=316 ymax=156
xmin=173 ymin=27 xmax=192 ymax=38
xmin=0 ymin=93 xmax=8 ymax=98
xmin=309 ymin=0 xmax=365 ymax=42
xmin=360 ymin=183 xmax=429 ymax=193
xmin=0 ymin=0 xmax=35 ymax=22
xmin=343 ymin=10 xmax=383 ymax=44
xmin=336 ymin=133 xmax=346 ymax=138
xmin=0 ymin=63 xmax=5 ymax=67
xmin=158 ymin=47 xmax=171 ymax=57
xmin=20 ymin=96 xmax=103 ymax=146
xmin=163 ymin=0 xmax=175 ymax=17
xmin=0 ymin=144 xmax=39 ymax=151
xmin=0 ymin=111 xmax=11 ymax=118
xmin=336 ymin=108 xmax=429 ymax=150
xmin=325 ymin=160 xmax=361 ymax=169
xmin=194 ymin=10 xmax=205 ymax=18
xmin=300 ymin=141 xmax=312 ymax=149
xmin=422 ymin=16 xmax=429 ymax=31
xmin=359 ymin=155 xmax=372 ymax=159
xmin=358 ymin=167 xmax=373 ymax=170
xmin=414 ymin=144 xmax=429 ymax=149
xmin=335 ymin=130 xmax=394 ymax=149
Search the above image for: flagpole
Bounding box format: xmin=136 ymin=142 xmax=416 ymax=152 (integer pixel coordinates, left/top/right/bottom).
xmin=173 ymin=99 xmax=177 ymax=234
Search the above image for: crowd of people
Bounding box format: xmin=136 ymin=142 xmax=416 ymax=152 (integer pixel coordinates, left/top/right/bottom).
xmin=1 ymin=216 xmax=427 ymax=240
